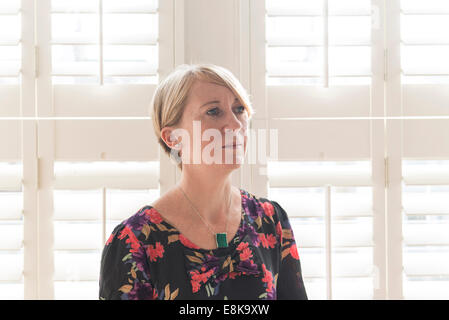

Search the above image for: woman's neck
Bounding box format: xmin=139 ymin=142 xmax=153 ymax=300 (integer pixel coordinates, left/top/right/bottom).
xmin=177 ymin=170 xmax=235 ymax=225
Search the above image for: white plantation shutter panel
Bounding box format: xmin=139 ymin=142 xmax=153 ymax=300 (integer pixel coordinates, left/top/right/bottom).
xmin=398 ymin=0 xmax=449 ymax=300
xmin=263 ymin=0 xmax=381 ymax=299
xmin=52 ymin=161 xmax=160 ymax=299
xmin=0 ymin=0 xmax=26 ymax=300
xmin=31 ymin=0 xmax=168 ymax=299
xmin=0 ymin=163 xmax=24 ymax=299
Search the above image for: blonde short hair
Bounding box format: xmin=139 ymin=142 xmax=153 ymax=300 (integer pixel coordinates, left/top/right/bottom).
xmin=150 ymin=63 xmax=254 ymax=171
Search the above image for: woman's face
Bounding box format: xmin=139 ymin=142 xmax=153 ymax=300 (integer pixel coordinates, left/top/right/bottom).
xmin=171 ymin=80 xmax=249 ymax=170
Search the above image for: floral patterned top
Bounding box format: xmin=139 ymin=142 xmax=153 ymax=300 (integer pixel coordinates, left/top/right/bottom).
xmin=99 ymin=188 xmax=308 ymax=300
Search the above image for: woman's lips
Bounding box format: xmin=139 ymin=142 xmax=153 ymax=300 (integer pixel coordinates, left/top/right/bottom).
xmin=223 ymin=143 xmax=242 ymax=148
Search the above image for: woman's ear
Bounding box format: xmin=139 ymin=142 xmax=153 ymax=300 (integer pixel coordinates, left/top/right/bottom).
xmin=160 ymin=127 xmax=181 ymax=150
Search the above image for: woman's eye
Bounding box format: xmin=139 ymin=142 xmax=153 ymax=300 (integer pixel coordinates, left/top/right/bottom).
xmin=206 ymin=107 xmax=220 ymax=117
xmin=235 ymin=106 xmax=245 ymax=114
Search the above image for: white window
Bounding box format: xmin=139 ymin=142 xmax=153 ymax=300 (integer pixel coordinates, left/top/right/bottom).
xmin=2 ymin=0 xmax=448 ymax=300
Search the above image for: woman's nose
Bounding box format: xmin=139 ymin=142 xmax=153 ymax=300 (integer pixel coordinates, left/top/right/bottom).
xmin=223 ymin=110 xmax=243 ymax=131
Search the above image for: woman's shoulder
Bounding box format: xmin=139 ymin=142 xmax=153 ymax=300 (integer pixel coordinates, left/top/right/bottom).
xmin=106 ymin=205 xmax=170 ymax=247
xmin=240 ymin=188 xmax=290 ymax=226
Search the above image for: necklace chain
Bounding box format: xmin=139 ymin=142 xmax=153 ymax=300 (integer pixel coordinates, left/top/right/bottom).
xmin=178 ymin=185 xmax=233 ymax=238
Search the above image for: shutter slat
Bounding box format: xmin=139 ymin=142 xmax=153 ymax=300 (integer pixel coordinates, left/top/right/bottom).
xmin=332 ymin=248 xmax=373 ymax=277
xmin=103 ymin=62 xmax=157 ymax=76
xmin=54 ymin=190 xmax=102 ymax=220
xmin=52 ymin=0 xmax=99 ymax=13
xmin=0 ymin=283 xmax=23 ymax=299
xmin=0 ymin=223 xmax=23 ymax=250
xmin=103 ymin=0 xmax=157 ymax=13
xmin=53 ymin=161 xmax=159 ymax=189
xmin=54 ymin=251 xmax=101 ymax=281
xmin=0 ymin=0 xmax=20 ymax=14
xmin=403 ymin=192 xmax=449 ymax=215
xmin=267 ymin=161 xmax=372 ymax=187
xmin=107 ymin=189 xmax=159 ymax=220
xmin=267 ymin=64 xmax=322 ymax=77
xmin=104 ymin=34 xmax=157 ymax=45
xmin=403 ymin=280 xmax=449 ymax=300
xmin=403 ymin=161 xmax=449 ymax=185
xmin=54 ymin=281 xmax=100 ymax=300
xmin=0 ymin=192 xmax=22 ymax=219
xmin=0 ymin=63 xmax=20 ymax=76
xmin=332 ymin=277 xmax=373 ymax=299
xmin=404 ymin=222 xmax=449 ymax=245
xmin=0 ymin=252 xmax=23 ymax=281
xmin=52 ymin=62 xmax=99 ymax=76
xmin=299 ymin=249 xmax=326 ymax=278
xmin=0 ymin=163 xmax=22 ymax=191
xmin=292 ymin=220 xmax=373 ymax=248
xmin=401 ymin=0 xmax=449 ymax=14
xmin=266 ymin=0 xmax=322 ymax=16
xmin=54 ymin=222 xmax=102 ymax=250
xmin=403 ymin=250 xmax=449 ymax=276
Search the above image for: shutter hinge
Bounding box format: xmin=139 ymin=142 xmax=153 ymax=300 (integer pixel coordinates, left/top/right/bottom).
xmin=384 ymin=156 xmax=389 ymax=189
xmin=35 ymin=46 xmax=39 ymax=78
xmin=384 ymin=48 xmax=388 ymax=82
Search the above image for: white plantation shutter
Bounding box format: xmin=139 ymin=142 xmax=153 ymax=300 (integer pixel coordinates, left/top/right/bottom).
xmin=52 ymin=161 xmax=159 ymax=300
xmin=397 ymin=0 xmax=449 ymax=299
xmin=32 ymin=0 xmax=170 ymax=299
xmin=0 ymin=0 xmax=26 ymax=300
xmin=0 ymin=163 xmax=24 ymax=299
xmin=267 ymin=161 xmax=374 ymax=299
xmin=4 ymin=0 xmax=447 ymax=300
xmin=51 ymin=0 xmax=158 ymax=84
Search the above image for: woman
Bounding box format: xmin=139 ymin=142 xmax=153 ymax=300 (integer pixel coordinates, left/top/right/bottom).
xmin=99 ymin=64 xmax=307 ymax=300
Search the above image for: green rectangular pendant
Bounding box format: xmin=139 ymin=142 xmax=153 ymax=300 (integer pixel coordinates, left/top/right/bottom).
xmin=215 ymin=233 xmax=228 ymax=248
